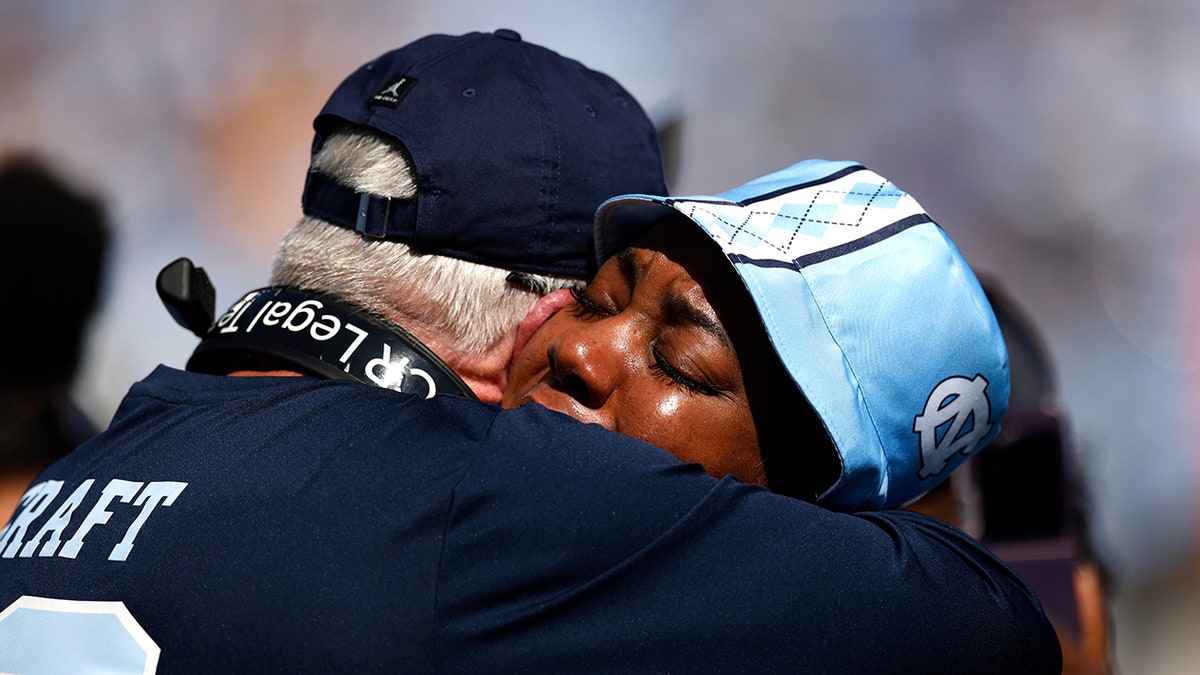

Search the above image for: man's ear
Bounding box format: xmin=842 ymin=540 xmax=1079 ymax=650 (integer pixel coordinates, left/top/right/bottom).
xmin=508 ymin=289 xmax=576 ymax=377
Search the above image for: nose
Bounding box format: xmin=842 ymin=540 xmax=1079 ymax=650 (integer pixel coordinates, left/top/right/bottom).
xmin=545 ymin=321 xmax=623 ymax=410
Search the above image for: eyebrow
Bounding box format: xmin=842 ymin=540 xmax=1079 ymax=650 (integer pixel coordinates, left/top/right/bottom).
xmin=616 ymin=247 xmax=733 ymax=348
xmin=664 ymin=295 xmax=733 ymax=348
xmin=617 ymin=247 xmax=640 ymax=283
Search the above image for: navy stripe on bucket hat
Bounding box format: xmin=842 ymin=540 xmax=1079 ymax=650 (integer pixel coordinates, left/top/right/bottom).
xmin=595 ymin=160 xmax=1010 ymax=511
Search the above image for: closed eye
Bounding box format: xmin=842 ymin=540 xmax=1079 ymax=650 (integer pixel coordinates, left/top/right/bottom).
xmin=649 ymin=345 xmax=722 ymax=397
xmin=568 ymin=288 xmax=613 ymax=320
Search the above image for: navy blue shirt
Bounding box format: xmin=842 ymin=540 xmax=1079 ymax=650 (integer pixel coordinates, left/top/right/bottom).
xmin=0 ymin=366 xmax=1060 ymax=672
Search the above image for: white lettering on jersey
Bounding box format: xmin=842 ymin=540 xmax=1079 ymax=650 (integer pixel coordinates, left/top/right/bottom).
xmin=0 ymin=478 xmax=188 ymax=562
xmin=0 ymin=480 xmax=63 ymax=557
xmin=110 ymin=482 xmax=187 ymax=561
xmin=21 ymin=479 xmax=96 ymax=557
xmin=60 ymin=479 xmax=144 ymax=559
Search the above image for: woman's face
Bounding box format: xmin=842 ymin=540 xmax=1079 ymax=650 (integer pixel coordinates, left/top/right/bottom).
xmin=502 ymin=218 xmax=772 ymax=487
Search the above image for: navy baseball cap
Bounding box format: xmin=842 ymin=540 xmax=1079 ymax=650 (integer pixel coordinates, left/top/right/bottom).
xmin=596 ymin=160 xmax=1010 ymax=511
xmin=301 ymin=29 xmax=667 ymax=278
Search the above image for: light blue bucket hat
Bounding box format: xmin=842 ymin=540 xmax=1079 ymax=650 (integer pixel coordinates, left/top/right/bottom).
xmin=594 ymin=160 xmax=1009 ymax=511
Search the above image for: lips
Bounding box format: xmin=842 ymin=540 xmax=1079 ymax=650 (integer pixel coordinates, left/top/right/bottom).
xmin=509 ymin=289 xmax=577 ymax=371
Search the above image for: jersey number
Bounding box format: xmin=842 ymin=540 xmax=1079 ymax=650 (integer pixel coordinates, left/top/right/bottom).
xmin=0 ymin=596 xmax=159 ymax=674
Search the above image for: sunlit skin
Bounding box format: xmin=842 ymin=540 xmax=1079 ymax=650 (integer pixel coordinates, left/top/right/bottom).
xmin=502 ymin=218 xmax=781 ymax=487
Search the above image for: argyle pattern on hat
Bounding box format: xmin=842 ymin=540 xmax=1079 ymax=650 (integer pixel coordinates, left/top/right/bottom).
xmin=665 ymin=169 xmax=926 ymax=265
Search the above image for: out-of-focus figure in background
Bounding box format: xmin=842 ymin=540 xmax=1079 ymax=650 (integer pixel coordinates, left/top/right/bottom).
xmin=908 ymin=278 xmax=1111 ymax=675
xmin=0 ymin=154 xmax=110 ymax=519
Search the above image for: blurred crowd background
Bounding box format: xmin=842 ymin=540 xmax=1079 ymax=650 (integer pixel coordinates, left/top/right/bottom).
xmin=2 ymin=1 xmax=1197 ymax=671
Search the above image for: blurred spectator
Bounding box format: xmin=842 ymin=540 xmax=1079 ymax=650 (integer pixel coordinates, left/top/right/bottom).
xmin=0 ymin=153 xmax=110 ymax=519
xmin=907 ymin=278 xmax=1111 ymax=674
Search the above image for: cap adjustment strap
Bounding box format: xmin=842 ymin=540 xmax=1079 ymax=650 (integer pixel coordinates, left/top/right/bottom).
xmin=301 ymin=171 xmax=418 ymax=241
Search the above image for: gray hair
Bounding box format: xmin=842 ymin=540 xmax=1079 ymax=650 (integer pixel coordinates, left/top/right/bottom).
xmin=271 ymin=127 xmax=581 ymax=358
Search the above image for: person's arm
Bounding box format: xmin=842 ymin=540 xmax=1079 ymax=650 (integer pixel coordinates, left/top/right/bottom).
xmin=435 ymin=404 xmax=1061 ymax=673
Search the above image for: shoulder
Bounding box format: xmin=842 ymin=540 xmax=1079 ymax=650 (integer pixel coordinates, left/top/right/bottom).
xmin=124 ymin=366 xmax=504 ymax=438
xmin=439 ymin=408 xmax=1062 ymax=671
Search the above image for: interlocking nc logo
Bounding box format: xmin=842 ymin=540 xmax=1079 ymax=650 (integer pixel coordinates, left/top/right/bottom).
xmin=912 ymin=374 xmax=992 ymax=479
